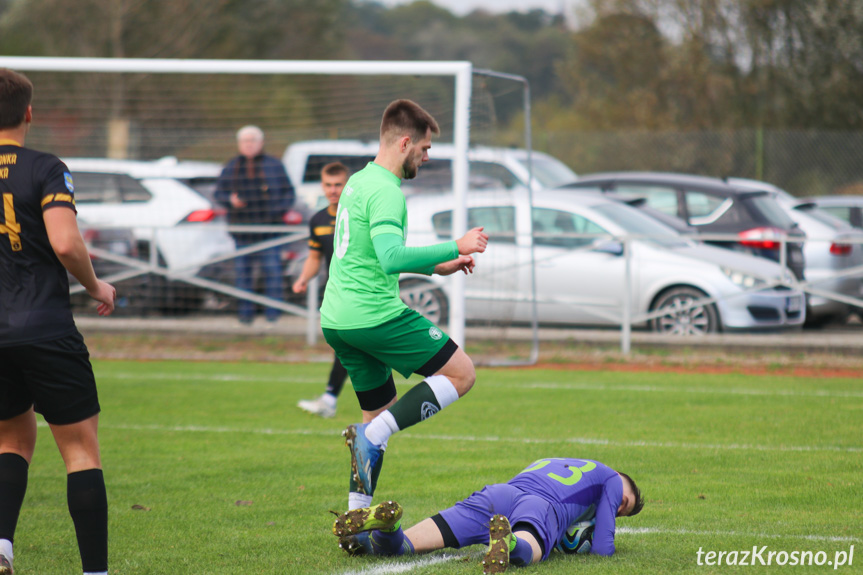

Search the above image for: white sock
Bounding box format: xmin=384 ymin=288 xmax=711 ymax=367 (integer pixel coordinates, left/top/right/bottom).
xmin=364 ymin=411 xmax=399 ymax=447
xmin=349 ymin=492 xmax=373 ymax=511
xmin=321 ymin=393 xmax=337 ymax=408
xmin=425 ymin=375 xmax=459 ymax=409
xmin=0 ymin=538 xmax=12 ymax=559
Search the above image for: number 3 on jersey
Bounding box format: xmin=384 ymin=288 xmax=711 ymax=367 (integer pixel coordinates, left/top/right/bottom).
xmin=1 ymin=193 xmax=23 ymax=251
xmin=334 ymin=204 xmax=350 ymax=259
xmin=521 ymin=458 xmax=597 ymax=486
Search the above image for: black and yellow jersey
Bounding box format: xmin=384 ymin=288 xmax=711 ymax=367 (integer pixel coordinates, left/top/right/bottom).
xmin=0 ymin=141 xmax=79 ymax=347
xmin=308 ymin=205 xmax=337 ymax=267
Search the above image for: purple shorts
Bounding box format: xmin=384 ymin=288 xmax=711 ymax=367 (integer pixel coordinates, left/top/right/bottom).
xmin=438 ymin=483 xmax=561 ymax=561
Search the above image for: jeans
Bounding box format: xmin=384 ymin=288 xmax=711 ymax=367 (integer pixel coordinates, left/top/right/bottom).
xmin=233 ymin=242 xmax=283 ymax=322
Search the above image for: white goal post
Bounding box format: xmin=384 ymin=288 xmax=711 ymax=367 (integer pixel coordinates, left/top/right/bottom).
xmin=0 ymin=56 xmax=475 ymax=344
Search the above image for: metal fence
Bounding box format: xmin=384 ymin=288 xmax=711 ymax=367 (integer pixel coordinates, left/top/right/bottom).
xmin=72 ymin=226 xmax=863 ymax=355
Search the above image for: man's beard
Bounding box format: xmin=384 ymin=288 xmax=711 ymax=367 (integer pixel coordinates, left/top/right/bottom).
xmin=402 ymin=155 xmax=419 ymax=180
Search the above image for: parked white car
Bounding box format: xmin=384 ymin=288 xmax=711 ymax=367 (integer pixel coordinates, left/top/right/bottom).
xmin=63 ymin=158 xmax=236 ymax=310
xmin=282 ymin=139 xmax=578 ymax=214
xmin=402 ymin=190 xmax=806 ymax=334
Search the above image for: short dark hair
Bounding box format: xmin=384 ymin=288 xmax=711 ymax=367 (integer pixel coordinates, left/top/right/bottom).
xmin=619 ymin=472 xmax=645 ymax=517
xmin=321 ymin=162 xmax=349 ymax=178
xmin=380 ymin=99 xmax=440 ymax=143
xmin=0 ymin=68 xmax=33 ymax=130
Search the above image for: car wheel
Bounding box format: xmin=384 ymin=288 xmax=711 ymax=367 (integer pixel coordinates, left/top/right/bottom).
xmin=400 ymin=278 xmax=448 ymax=325
xmin=650 ymin=286 xmax=719 ymax=335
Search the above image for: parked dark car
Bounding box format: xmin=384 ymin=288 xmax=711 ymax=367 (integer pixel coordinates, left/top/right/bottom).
xmin=559 ymin=172 xmax=807 ymax=279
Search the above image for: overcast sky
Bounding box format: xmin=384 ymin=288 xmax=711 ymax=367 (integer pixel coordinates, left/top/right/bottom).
xmin=373 ymin=0 xmax=574 ymax=16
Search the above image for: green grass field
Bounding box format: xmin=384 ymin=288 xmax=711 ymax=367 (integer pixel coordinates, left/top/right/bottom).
xmin=14 ymin=360 xmax=861 ymax=574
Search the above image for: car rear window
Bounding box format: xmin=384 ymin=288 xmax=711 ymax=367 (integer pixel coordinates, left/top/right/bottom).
xmin=743 ymin=193 xmax=796 ymax=228
xmin=793 ymin=204 xmax=849 ymax=229
xmin=818 ymin=205 xmax=853 ymax=224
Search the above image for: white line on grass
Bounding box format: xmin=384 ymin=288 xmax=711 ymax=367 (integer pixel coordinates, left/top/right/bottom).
xmin=337 ymin=554 xmax=459 ymax=575
xmin=83 ymin=423 xmax=863 ymax=454
xmin=330 ymin=529 xmax=861 ymax=574
xmin=617 ymin=526 xmax=861 ymax=543
xmin=103 ymin=372 xmax=323 ymax=384
xmin=100 ymin=371 xmax=863 ymax=398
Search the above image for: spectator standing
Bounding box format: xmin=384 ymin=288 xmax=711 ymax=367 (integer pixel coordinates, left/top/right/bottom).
xmin=215 ymin=125 xmax=295 ymax=324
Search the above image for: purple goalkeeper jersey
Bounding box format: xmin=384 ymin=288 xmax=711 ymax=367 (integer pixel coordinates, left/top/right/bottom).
xmin=508 ymin=458 xmax=623 ymax=556
xmin=437 ymin=458 xmax=623 ymax=558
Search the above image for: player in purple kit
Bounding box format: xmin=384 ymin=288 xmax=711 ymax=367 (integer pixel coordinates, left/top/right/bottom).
xmin=332 ymin=457 xmax=643 ymax=573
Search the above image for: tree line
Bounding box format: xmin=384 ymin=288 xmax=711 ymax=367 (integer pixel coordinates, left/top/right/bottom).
xmin=2 ymin=0 xmax=860 ymax=133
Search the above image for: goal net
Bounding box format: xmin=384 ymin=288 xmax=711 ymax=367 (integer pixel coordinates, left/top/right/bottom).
xmin=1 ymin=57 xmax=539 ymax=365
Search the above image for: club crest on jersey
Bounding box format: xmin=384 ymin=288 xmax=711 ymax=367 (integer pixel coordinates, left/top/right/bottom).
xmin=420 ymin=401 xmax=439 ymax=420
xmin=64 ymin=172 xmax=74 ymax=192
xmin=429 ymin=326 xmax=442 ymax=340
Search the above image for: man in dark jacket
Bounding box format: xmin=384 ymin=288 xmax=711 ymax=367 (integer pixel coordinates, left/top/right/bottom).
xmin=215 ymin=125 xmax=294 ymax=324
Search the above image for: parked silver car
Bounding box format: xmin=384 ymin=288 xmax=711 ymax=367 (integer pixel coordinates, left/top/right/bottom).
xmin=729 ymin=179 xmax=863 ymax=325
xmin=803 ymin=195 xmax=863 ymax=230
xmin=402 ymin=190 xmax=805 ymax=334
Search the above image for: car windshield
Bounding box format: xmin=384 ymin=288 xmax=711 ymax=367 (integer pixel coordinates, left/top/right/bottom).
xmin=517 ymin=155 xmax=578 ymax=188
xmin=592 ymin=202 xmax=688 ymax=248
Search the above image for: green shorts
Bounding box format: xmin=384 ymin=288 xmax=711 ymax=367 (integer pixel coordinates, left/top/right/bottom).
xmin=323 ymin=308 xmax=455 ymax=393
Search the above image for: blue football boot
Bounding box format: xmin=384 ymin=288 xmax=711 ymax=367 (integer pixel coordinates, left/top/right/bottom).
xmin=343 ymin=423 xmax=383 ymax=496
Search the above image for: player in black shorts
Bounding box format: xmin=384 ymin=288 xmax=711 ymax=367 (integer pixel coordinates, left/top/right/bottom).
xmin=294 ymin=162 xmax=350 ymax=418
xmin=0 ymin=68 xmax=116 ymax=575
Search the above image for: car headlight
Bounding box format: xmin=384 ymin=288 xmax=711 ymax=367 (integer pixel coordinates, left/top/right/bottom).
xmin=721 ymin=266 xmax=767 ymax=289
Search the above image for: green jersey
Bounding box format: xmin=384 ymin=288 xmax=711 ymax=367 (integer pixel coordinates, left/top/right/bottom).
xmin=319 ymin=162 xmax=412 ymax=329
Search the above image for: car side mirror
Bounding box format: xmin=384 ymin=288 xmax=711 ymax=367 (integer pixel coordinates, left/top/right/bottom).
xmin=592 ymin=239 xmax=623 ymax=256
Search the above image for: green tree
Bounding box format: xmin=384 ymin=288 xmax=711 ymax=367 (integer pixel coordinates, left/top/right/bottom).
xmin=555 ymin=11 xmax=671 ymax=129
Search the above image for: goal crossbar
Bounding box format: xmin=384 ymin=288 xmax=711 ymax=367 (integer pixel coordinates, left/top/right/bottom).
xmin=0 ymin=56 xmax=474 ymax=344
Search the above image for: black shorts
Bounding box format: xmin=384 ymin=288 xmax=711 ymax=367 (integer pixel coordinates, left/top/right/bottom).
xmin=0 ymin=331 xmax=101 ymax=425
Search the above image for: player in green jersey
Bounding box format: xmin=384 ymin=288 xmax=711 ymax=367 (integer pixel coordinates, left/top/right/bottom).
xmin=320 ymin=99 xmax=488 ymax=511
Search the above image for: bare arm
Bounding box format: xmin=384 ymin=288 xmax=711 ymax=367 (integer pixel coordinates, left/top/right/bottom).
xmin=433 ymin=255 xmax=475 ymax=276
xmin=292 ymin=249 xmax=323 ymax=294
xmin=43 ymin=207 xmax=116 ymax=316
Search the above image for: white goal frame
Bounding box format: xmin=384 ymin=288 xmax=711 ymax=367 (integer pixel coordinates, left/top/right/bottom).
xmin=0 ymin=56 xmax=474 ymax=344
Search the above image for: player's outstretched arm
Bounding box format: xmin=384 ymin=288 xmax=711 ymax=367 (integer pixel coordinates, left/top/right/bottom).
xmin=44 ymin=207 xmax=116 ymax=316
xmin=456 ymin=227 xmax=488 ymax=255
xmin=434 ymin=255 xmax=475 ymax=276
xmin=372 ymin=233 xmax=459 ymax=275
